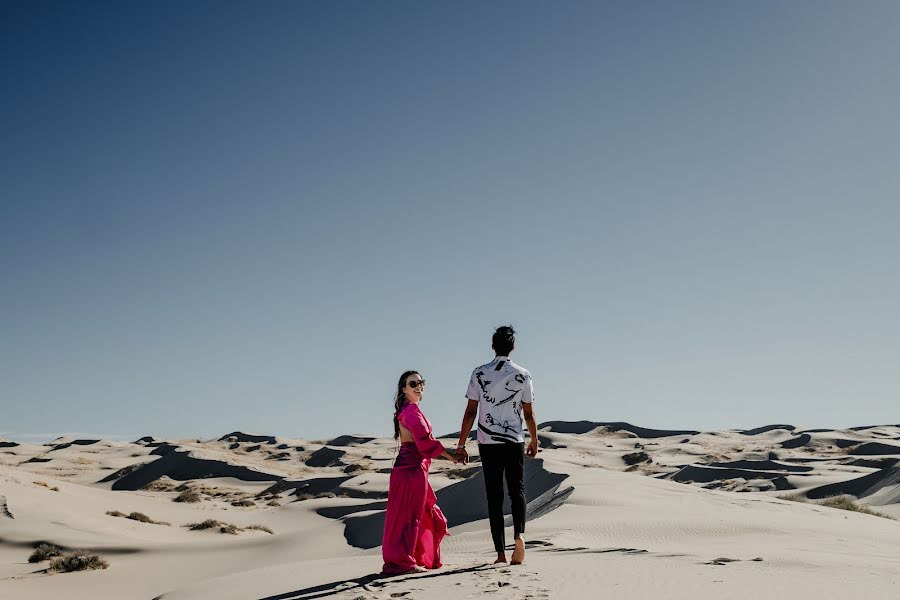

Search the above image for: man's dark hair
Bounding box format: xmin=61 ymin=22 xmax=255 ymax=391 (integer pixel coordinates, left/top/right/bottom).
xmin=492 ymin=325 xmax=516 ymax=356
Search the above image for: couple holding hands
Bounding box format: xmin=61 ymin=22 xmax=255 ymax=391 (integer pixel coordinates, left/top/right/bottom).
xmin=382 ymin=326 xmax=538 ymax=574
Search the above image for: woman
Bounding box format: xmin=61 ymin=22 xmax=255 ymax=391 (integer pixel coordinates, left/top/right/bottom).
xmin=382 ymin=370 xmax=458 ymax=574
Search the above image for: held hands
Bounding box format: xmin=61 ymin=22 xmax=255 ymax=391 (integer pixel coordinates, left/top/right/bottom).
xmin=455 ymin=446 xmax=469 ymax=465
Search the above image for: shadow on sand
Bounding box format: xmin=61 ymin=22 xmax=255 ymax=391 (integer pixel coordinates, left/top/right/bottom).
xmin=257 ymin=563 xmax=497 ymax=600
xmin=323 ymin=458 xmax=572 ymax=549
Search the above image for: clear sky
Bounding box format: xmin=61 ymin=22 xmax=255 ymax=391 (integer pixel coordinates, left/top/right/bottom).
xmin=2 ymin=1 xmax=898 ymax=443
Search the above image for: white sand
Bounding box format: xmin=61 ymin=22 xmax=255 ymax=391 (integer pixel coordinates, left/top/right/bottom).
xmin=1 ymin=425 xmax=898 ymax=599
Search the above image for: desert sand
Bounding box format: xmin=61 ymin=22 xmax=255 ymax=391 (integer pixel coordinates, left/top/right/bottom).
xmin=1 ymin=423 xmax=899 ymax=599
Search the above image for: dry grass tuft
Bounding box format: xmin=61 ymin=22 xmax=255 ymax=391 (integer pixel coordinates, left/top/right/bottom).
xmin=143 ymin=480 xmax=177 ymax=493
xmin=106 ymin=510 xmax=170 ymax=525
xmin=48 ymin=551 xmax=109 ymax=573
xmin=187 ymin=519 xmax=223 ymax=531
xmin=820 ymin=495 xmax=895 ymax=519
xmin=780 ymin=493 xmax=895 ymax=520
xmin=184 ymin=519 xmax=271 ymax=534
xmin=778 ymin=492 xmax=807 ymax=502
xmin=296 ymin=492 xmax=336 ymax=501
xmin=28 ymin=544 xmax=62 ymax=563
xmin=244 ymin=524 xmax=274 ymax=534
xmin=125 ymin=511 xmax=155 ymax=523
xmin=174 ymin=489 xmax=201 ymax=503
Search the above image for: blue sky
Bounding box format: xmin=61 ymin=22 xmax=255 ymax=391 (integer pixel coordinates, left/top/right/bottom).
xmin=2 ymin=1 xmax=898 ymax=443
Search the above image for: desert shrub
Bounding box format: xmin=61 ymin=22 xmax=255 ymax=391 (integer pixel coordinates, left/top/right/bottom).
xmin=34 ymin=481 xmax=49 ymax=488
xmin=185 ymin=520 xmax=265 ymax=534
xmin=231 ymin=499 xmax=255 ymax=507
xmin=820 ymin=495 xmax=860 ymax=511
xmin=106 ymin=510 xmax=168 ymax=525
xmin=48 ymin=551 xmax=109 ymax=573
xmin=126 ymin=512 xmax=152 ymax=523
xmin=295 ymin=491 xmax=337 ymax=501
xmin=187 ymin=519 xmax=222 ymax=531
xmin=778 ymin=493 xmax=808 ymax=503
xmin=820 ymin=495 xmax=894 ymax=519
xmin=28 ymin=544 xmax=62 ymax=563
xmin=143 ymin=480 xmax=177 ymax=493
xmin=266 ymin=500 xmax=281 ymax=507
xmin=133 ymin=512 xmax=168 ymax=525
xmin=780 ymin=493 xmax=894 ymax=520
xmin=174 ymin=489 xmax=201 ymax=503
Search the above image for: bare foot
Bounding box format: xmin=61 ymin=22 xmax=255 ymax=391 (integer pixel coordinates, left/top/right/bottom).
xmin=406 ymin=565 xmax=428 ymax=573
xmin=510 ymin=537 xmax=525 ymax=565
xmin=494 ymin=553 xmax=508 ymax=564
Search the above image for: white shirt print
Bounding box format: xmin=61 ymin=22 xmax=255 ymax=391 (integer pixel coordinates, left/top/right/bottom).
xmin=466 ymin=356 xmax=534 ymax=444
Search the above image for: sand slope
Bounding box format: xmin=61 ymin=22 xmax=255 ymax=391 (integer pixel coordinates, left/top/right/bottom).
xmin=2 ymin=423 xmax=899 ymax=599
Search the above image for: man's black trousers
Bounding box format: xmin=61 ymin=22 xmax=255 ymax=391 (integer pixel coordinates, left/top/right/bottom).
xmin=478 ymin=442 xmax=526 ymax=553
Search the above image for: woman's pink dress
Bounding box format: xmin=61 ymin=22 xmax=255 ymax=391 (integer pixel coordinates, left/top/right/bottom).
xmin=381 ymin=402 xmax=449 ymax=574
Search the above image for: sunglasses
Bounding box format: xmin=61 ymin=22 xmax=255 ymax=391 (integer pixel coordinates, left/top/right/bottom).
xmin=407 ymin=379 xmax=426 ymax=389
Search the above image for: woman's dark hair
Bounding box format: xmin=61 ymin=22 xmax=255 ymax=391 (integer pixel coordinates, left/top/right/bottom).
xmin=393 ymin=370 xmax=419 ymax=439
xmin=492 ymin=325 xmax=516 ymax=356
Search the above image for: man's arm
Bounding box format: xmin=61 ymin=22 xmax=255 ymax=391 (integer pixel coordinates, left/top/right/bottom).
xmin=523 ymin=402 xmax=538 ymax=458
xmin=456 ymin=399 xmax=479 ymax=464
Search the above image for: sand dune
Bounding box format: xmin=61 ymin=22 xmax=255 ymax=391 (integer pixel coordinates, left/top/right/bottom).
xmin=806 ymin=465 xmax=900 ymax=503
xmin=110 ymin=449 xmax=287 ymax=491
xmin=327 ymin=435 xmax=376 ymax=447
xmin=538 ymin=420 xmax=699 ymax=438
xmin=218 ymin=432 xmax=279 ymax=445
xmin=1 ymin=423 xmax=899 ymax=599
xmin=738 ymin=424 xmax=795 ymax=435
xmin=304 ymin=447 xmax=347 ymax=468
xmin=848 ymin=441 xmax=900 ymax=455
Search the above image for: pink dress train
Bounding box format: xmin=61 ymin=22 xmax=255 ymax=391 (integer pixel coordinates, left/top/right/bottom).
xmin=382 ymin=402 xmax=449 ymax=574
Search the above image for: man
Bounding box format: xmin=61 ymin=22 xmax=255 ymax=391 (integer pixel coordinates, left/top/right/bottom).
xmin=456 ymin=325 xmax=538 ymax=565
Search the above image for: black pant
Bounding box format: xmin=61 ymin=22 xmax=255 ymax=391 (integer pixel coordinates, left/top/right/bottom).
xmin=479 ymin=442 xmax=525 ymax=553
